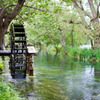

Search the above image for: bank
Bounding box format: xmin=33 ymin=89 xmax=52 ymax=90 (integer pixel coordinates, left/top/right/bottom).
xmin=47 ymin=45 xmax=100 ymax=63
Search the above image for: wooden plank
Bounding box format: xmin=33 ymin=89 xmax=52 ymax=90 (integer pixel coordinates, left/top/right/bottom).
xmin=0 ymin=47 xmax=37 ymax=56
xmin=0 ymin=50 xmax=11 ymax=56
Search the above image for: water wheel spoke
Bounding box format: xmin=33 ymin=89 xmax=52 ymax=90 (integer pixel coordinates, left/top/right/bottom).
xmin=10 ymin=24 xmax=27 ymax=78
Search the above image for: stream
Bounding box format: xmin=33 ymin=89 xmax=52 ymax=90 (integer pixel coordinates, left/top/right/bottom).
xmin=0 ymin=51 xmax=100 ymax=100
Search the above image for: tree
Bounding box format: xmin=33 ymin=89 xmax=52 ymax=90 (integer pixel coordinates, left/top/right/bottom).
xmin=73 ymin=0 xmax=100 ymax=49
xmin=0 ymin=0 xmax=53 ymax=50
xmin=61 ymin=0 xmax=100 ymax=49
xmin=0 ymin=0 xmax=25 ymax=50
xmin=25 ymin=7 xmax=88 ymax=54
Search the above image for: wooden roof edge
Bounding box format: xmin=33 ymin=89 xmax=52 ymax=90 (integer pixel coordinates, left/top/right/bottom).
xmin=27 ymin=46 xmax=38 ymax=56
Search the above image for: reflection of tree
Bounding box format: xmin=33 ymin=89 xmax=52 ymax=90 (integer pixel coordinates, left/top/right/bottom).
xmin=71 ymin=62 xmax=73 ymax=70
xmin=3 ymin=57 xmax=9 ymax=73
xmin=94 ymin=63 xmax=100 ymax=81
xmin=14 ymin=77 xmax=35 ymax=99
xmin=35 ymin=50 xmax=100 ymax=99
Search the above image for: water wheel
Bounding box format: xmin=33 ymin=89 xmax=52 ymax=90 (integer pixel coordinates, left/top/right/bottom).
xmin=9 ymin=24 xmax=27 ymax=78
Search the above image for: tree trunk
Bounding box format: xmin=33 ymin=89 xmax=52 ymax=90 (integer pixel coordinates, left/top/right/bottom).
xmin=0 ymin=28 xmax=7 ymax=50
xmin=93 ymin=24 xmax=100 ymax=49
xmin=60 ymin=40 xmax=67 ymax=55
xmin=71 ymin=24 xmax=74 ymax=47
xmin=88 ymin=0 xmax=99 ymax=23
xmin=94 ymin=38 xmax=100 ymax=49
xmin=46 ymin=44 xmax=49 ymax=53
xmin=90 ymin=39 xmax=94 ymax=49
xmin=0 ymin=0 xmax=25 ymax=50
xmin=55 ymin=46 xmax=58 ymax=54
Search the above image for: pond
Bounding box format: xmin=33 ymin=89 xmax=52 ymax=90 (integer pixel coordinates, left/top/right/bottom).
xmin=0 ymin=51 xmax=100 ymax=100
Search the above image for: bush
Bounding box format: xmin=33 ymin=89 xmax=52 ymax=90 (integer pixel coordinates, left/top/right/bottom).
xmin=94 ymin=49 xmax=100 ymax=61
xmin=66 ymin=47 xmax=100 ymax=62
xmin=80 ymin=49 xmax=100 ymax=62
xmin=67 ymin=46 xmax=79 ymax=58
xmin=0 ymin=58 xmax=3 ymax=71
xmin=0 ymin=82 xmax=23 ymax=100
xmin=0 ymin=64 xmax=3 ymax=71
xmin=80 ymin=49 xmax=93 ymax=59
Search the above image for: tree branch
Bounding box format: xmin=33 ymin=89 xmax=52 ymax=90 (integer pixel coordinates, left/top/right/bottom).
xmin=23 ymin=5 xmax=52 ymax=12
xmin=88 ymin=0 xmax=99 ymax=23
xmin=10 ymin=0 xmax=25 ymax=18
xmin=0 ymin=3 xmax=50 ymax=17
xmin=0 ymin=4 xmax=16 ymax=17
xmin=18 ymin=14 xmax=24 ymax=20
xmin=79 ymin=0 xmax=84 ymax=10
xmin=88 ymin=0 xmax=96 ymax=17
xmin=97 ymin=2 xmax=100 ymax=18
xmin=63 ymin=20 xmax=81 ymax=24
xmin=4 ymin=0 xmax=25 ymax=25
xmin=91 ymin=1 xmax=100 ymax=22
xmin=74 ymin=0 xmax=92 ymax=19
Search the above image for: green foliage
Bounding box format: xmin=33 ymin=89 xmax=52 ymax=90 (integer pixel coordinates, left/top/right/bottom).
xmin=0 ymin=82 xmax=23 ymax=100
xmin=0 ymin=0 xmax=18 ymax=14
xmin=62 ymin=0 xmax=74 ymax=5
xmin=93 ymin=49 xmax=100 ymax=61
xmin=67 ymin=47 xmax=100 ymax=62
xmin=0 ymin=64 xmax=3 ymax=71
xmin=4 ymin=0 xmax=89 ymax=53
xmin=24 ymin=8 xmax=88 ymax=52
xmin=67 ymin=46 xmax=79 ymax=58
xmin=4 ymin=0 xmax=98 ymax=62
xmin=0 ymin=58 xmax=3 ymax=71
xmin=80 ymin=49 xmax=93 ymax=59
xmin=80 ymin=49 xmax=100 ymax=62
xmin=53 ymin=6 xmax=62 ymax=13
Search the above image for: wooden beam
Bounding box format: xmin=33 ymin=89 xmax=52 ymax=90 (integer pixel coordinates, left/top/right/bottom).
xmin=0 ymin=50 xmax=11 ymax=56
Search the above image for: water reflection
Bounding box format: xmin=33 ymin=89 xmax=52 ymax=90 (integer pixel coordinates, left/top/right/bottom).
xmin=0 ymin=53 xmax=100 ymax=100
xmin=34 ymin=52 xmax=100 ymax=100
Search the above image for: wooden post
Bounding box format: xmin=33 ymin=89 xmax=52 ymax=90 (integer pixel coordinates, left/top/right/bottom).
xmin=27 ymin=54 xmax=34 ymax=76
xmin=27 ymin=46 xmax=37 ymax=76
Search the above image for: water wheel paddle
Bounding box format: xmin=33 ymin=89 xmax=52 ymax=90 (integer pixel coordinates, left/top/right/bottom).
xmin=10 ymin=24 xmax=27 ymax=78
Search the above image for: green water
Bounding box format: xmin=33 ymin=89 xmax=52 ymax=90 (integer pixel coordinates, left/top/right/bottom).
xmin=0 ymin=51 xmax=100 ymax=100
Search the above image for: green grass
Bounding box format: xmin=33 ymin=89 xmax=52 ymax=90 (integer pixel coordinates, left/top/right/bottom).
xmin=67 ymin=46 xmax=79 ymax=58
xmin=66 ymin=46 xmax=100 ymax=62
xmin=0 ymin=82 xmax=24 ymax=100
xmin=80 ymin=49 xmax=93 ymax=59
xmin=44 ymin=45 xmax=100 ymax=63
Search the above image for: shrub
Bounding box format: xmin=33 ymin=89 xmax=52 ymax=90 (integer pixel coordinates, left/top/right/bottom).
xmin=94 ymin=49 xmax=100 ymax=61
xmin=66 ymin=47 xmax=100 ymax=62
xmin=0 ymin=58 xmax=3 ymax=71
xmin=80 ymin=49 xmax=93 ymax=59
xmin=0 ymin=82 xmax=23 ymax=100
xmin=67 ymin=46 xmax=79 ymax=58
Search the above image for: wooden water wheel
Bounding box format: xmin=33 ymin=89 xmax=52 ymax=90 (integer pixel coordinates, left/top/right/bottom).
xmin=9 ymin=24 xmax=27 ymax=78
